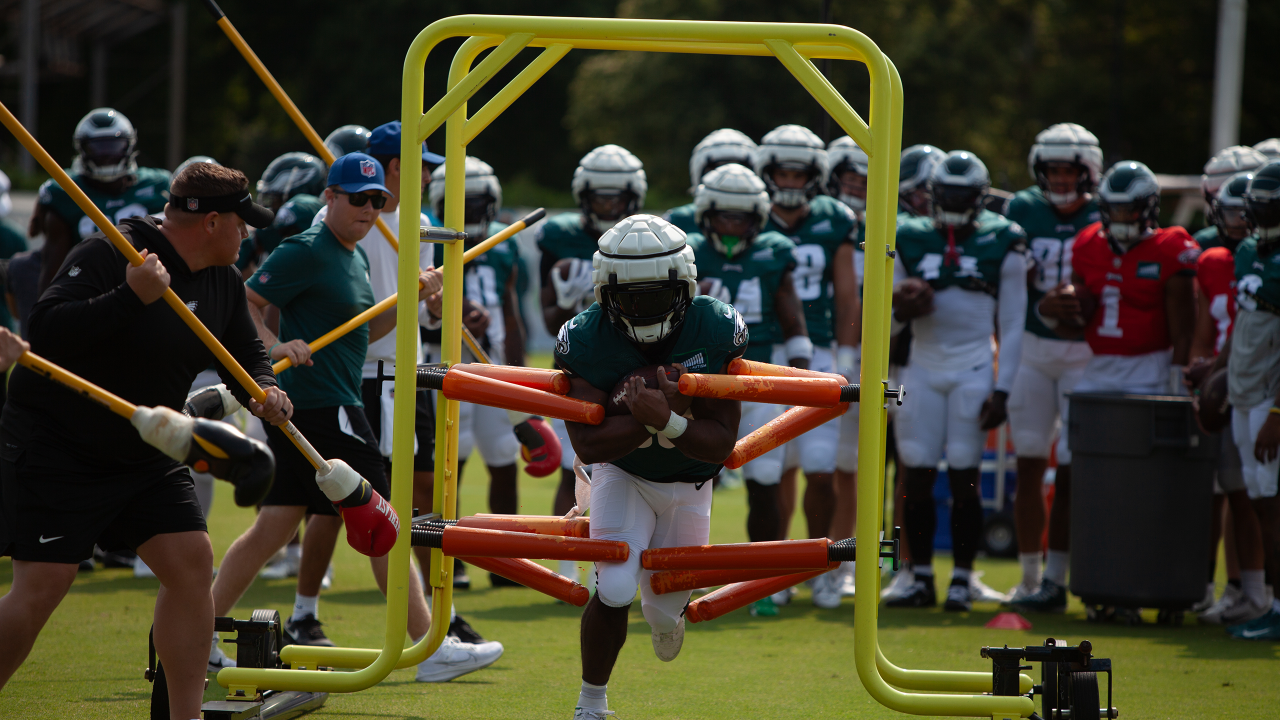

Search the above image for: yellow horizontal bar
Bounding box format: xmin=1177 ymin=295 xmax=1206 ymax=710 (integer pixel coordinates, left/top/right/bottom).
xmin=416 ymin=33 xmax=533 ymax=144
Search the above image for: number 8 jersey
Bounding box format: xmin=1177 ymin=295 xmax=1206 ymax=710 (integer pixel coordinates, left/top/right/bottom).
xmin=1071 ymin=222 xmax=1200 ymax=356
xmin=764 ymin=195 xmax=857 ymax=345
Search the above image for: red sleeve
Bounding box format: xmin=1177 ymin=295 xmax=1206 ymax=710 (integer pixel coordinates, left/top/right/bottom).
xmin=1163 ymin=227 xmax=1200 ymax=272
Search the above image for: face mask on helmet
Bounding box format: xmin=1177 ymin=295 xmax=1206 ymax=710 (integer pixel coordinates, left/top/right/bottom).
xmin=834 ymin=169 xmax=868 ymax=214
xmin=582 ymin=190 xmax=638 ymax=232
xmin=1036 ymin=162 xmax=1088 ymax=207
xmin=600 ymin=271 xmax=691 ymax=344
xmin=766 ymin=164 xmax=818 ymax=209
xmin=463 ymin=194 xmax=497 ymax=241
xmin=930 ymin=184 xmax=984 ymax=227
xmin=1100 ymin=197 xmax=1158 ymax=250
xmin=702 ymin=210 xmax=760 ymax=258
xmin=1246 ymin=198 xmax=1280 ymax=241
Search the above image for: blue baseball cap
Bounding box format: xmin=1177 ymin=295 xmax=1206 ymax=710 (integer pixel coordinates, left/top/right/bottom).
xmin=368 ymin=121 xmax=446 ymax=164
xmin=327 ymin=152 xmax=393 ymax=196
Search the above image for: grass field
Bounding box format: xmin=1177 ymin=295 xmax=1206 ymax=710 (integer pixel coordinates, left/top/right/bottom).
xmin=1 ymin=456 xmax=1276 ymax=719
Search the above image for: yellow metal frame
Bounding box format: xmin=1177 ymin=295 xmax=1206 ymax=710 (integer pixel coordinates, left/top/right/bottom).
xmin=222 ymin=15 xmax=1034 ymax=717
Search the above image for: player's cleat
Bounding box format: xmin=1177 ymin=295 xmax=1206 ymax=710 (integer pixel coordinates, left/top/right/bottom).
xmin=448 ymin=614 xmax=488 ymax=644
xmin=320 ymin=564 xmax=333 ymax=591
xmin=770 ymin=585 xmax=797 ymax=606
xmin=812 ymin=570 xmax=842 ymax=609
xmin=133 ymin=555 xmax=156 ymax=579
xmin=260 ymin=550 xmax=300 ymax=579
xmin=881 ymin=565 xmax=915 ymax=601
xmin=285 ymin=614 xmax=335 ymax=647
xmin=78 ymin=559 xmax=96 ymax=572
xmin=968 ymin=572 xmax=1008 ymax=603
xmin=1219 ymin=587 xmax=1275 ymax=626
xmin=1005 ymin=582 xmax=1038 ymax=604
xmin=1190 ymin=583 xmax=1218 ymax=614
xmin=415 ymin=635 xmax=504 ymax=682
xmin=1198 ymin=584 xmax=1243 ymax=624
xmin=651 ymin=616 xmax=685 ymax=662
xmin=1005 ymin=578 xmax=1067 ymax=613
xmin=943 ymin=579 xmax=972 ymax=612
xmin=838 ymin=562 xmax=856 ymax=597
xmin=209 ymin=634 xmax=236 ymax=672
xmin=1227 ymin=609 xmax=1280 ymax=641
xmin=749 ymin=596 xmax=780 ymax=617
xmin=885 ymin=575 xmax=936 ymax=608
xmin=453 ymin=558 xmax=471 ymax=590
xmin=573 ymin=708 xmax=616 ymax=719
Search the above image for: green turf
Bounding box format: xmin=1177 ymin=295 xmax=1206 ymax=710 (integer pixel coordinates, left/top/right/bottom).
xmin=1 ymin=458 xmax=1276 ymax=719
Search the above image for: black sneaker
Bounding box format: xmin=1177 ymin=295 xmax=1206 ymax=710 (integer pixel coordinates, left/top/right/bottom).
xmin=284 ymin=614 xmax=335 ymax=647
xmin=943 ymin=578 xmax=972 ymax=612
xmin=885 ymin=574 xmax=936 ymax=608
xmin=453 ymin=558 xmax=471 ymax=590
xmin=1005 ymin=578 xmax=1068 ymax=614
xmin=489 ymin=572 xmax=523 ymax=588
xmin=448 ymin=614 xmax=487 ymax=644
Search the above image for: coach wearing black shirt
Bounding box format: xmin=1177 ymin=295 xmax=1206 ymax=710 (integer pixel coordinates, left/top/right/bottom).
xmin=0 ymin=162 xmax=291 ymax=720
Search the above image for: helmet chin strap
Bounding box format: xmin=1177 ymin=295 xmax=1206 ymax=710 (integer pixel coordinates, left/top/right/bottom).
xmin=623 ymin=316 xmax=673 ymax=344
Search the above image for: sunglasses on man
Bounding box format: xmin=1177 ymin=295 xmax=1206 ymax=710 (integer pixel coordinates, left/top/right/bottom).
xmin=335 ymin=190 xmax=388 ymax=210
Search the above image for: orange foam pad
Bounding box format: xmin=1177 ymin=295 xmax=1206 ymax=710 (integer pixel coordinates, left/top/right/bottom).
xmin=441 ymin=370 xmax=603 ymax=425
xmin=649 ymin=566 xmax=809 ymax=595
xmin=460 ymin=555 xmax=590 ymax=606
xmin=679 ymin=373 xmax=843 ymax=408
xmin=641 ymin=537 xmax=830 ymax=571
xmin=441 ymin=525 xmax=627 ymax=562
xmin=458 ymin=514 xmax=590 ymax=538
xmin=452 ymin=363 xmax=570 ymax=395
xmin=728 ymin=358 xmax=845 ymax=382
xmin=686 ymin=564 xmax=836 ymax=623
xmin=723 ymin=402 xmax=849 ymax=469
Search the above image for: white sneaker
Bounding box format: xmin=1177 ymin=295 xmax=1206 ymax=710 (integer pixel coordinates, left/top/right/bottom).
xmin=260 ymin=551 xmax=300 ymax=579
xmin=133 ymin=555 xmax=156 ymax=579
xmin=1221 ymin=587 xmax=1275 ymax=625
xmin=320 ymin=564 xmax=333 ymax=590
xmin=1005 ymin=582 xmax=1038 ymax=603
xmin=573 ymin=708 xmax=616 ymax=719
xmin=208 ymin=634 xmax=236 ymax=672
xmin=652 ymin=617 xmax=685 ymax=662
xmin=1198 ymin=584 xmax=1243 ymax=624
xmin=415 ymin=636 xmax=504 ymax=682
xmin=881 ymin=568 xmax=916 ymax=601
xmin=838 ymin=562 xmax=856 ymax=597
xmin=968 ymin=572 xmax=1008 ymax=604
xmin=812 ymin=570 xmax=842 ymax=609
xmin=1190 ymin=583 xmax=1217 ymax=613
xmin=770 ymin=586 xmax=797 ymax=606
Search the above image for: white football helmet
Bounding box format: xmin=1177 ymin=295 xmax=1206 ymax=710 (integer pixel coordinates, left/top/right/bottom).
xmin=754 ymin=124 xmax=829 ymax=209
xmin=1201 ymin=145 xmax=1267 ymax=205
xmin=694 ymin=163 xmax=771 ymax=258
xmin=929 ymin=151 xmax=990 ymax=227
xmin=592 ymin=214 xmax=697 ymax=344
xmin=1027 ymin=123 xmax=1104 ymax=206
xmin=572 ymin=145 xmax=647 ymax=233
xmin=1098 ymin=161 xmax=1161 ymax=251
xmin=73 ymin=108 xmax=138 ymax=183
xmin=429 ymin=156 xmax=502 ymax=239
xmin=688 ymin=129 xmax=757 ymax=189
xmin=826 ymin=135 xmax=869 ymax=214
xmin=1253 ymin=138 xmax=1280 ymax=160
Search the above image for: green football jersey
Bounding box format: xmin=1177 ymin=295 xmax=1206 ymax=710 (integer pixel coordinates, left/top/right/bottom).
xmin=1234 ymin=237 xmax=1280 ymax=313
xmin=1194 ymin=225 xmax=1224 ymax=251
xmin=435 ymin=221 xmax=520 ymax=357
xmin=895 ymin=210 xmax=1027 ymax=295
xmin=764 ymin=195 xmax=858 ymax=345
xmin=554 ymin=296 xmax=748 ymax=483
xmin=1004 ymin=186 xmax=1099 ymax=338
xmin=533 ymin=211 xmax=598 ymax=263
xmin=689 ymin=230 xmax=796 ymax=361
xmin=664 ymin=203 xmax=698 ymax=235
xmin=37 ymin=167 xmax=170 ymax=242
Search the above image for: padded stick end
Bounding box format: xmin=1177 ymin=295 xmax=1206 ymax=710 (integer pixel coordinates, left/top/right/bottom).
xmin=521 ymin=208 xmax=547 ymax=226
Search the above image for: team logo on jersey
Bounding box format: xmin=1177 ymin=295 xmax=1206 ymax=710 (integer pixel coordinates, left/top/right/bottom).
xmin=811 ymin=219 xmax=833 ymax=234
xmin=186 ymin=300 xmax=198 ymax=312
xmin=555 ymin=321 xmax=571 ymax=356
xmin=187 ymin=198 xmax=199 ymax=211
xmin=1136 ymin=262 xmax=1161 ymax=279
xmin=1055 ymin=224 xmax=1077 ymax=233
xmin=137 ymin=186 xmax=155 ymax=198
xmin=277 ymin=206 xmax=296 ymax=226
xmin=360 ymin=160 xmax=377 ymax=178
xmin=106 ymin=199 xmax=124 ymax=209
xmin=258 ymin=272 xmax=271 ymax=284
xmin=67 ymin=265 xmax=81 ymax=277
xmin=975 ymin=232 xmax=996 ymax=244
xmin=751 ymin=248 xmax=774 ymax=262
xmin=1178 ymin=248 xmax=1201 ymax=266
xmin=730 ymin=307 xmax=748 ymax=346
xmin=722 ymin=264 xmax=743 ymax=272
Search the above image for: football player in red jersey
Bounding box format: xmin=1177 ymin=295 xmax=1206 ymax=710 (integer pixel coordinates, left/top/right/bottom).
xmin=1022 ymin=161 xmax=1198 ymax=613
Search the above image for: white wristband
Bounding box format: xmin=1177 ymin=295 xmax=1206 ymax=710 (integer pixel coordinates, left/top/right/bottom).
xmin=785 ymin=335 xmax=814 ymax=361
xmin=660 ymin=411 xmax=689 ymax=439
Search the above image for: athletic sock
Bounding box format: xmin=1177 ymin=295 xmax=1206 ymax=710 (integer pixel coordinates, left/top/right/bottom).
xmin=951 ymin=567 xmax=971 ymax=584
xmin=1044 ymin=550 xmax=1069 ymax=586
xmin=1019 ymin=552 xmax=1043 ymax=588
xmin=291 ymin=593 xmax=319 ymax=622
xmin=1241 ymin=570 xmax=1267 ymax=606
xmin=577 ymin=681 xmax=608 ymax=711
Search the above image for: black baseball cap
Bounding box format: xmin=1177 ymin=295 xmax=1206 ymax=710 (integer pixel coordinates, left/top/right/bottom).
xmin=171 ymin=189 xmax=275 ymax=229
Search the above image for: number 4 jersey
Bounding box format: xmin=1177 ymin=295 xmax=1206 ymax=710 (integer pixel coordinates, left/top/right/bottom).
xmin=1071 ymin=222 xmax=1199 ymax=356
xmin=688 ymin=230 xmax=796 ymax=362
xmin=764 ymin=195 xmax=857 ymax=346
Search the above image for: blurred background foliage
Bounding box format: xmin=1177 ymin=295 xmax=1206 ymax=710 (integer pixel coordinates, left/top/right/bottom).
xmin=2 ymin=0 xmax=1276 ymax=209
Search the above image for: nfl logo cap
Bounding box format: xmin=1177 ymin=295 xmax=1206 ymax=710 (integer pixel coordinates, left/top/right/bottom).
xmin=368 ymin=121 xmax=445 ymax=164
xmin=328 ymin=152 xmax=394 ymax=196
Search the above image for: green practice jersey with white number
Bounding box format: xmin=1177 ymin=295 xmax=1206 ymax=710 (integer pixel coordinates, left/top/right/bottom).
xmin=1003 ymin=186 xmax=1098 ymax=338
xmin=688 ymin=230 xmax=796 ymax=361
xmin=764 ymin=195 xmax=857 ymax=345
xmin=895 ymin=210 xmax=1028 ymax=294
xmin=38 ymin=167 xmax=171 ymax=242
xmin=435 ymin=221 xmax=520 ymax=360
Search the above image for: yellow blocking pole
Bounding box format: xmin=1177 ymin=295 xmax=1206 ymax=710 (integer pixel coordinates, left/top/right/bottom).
xmin=0 ymin=100 xmax=335 ymax=478
xmin=199 ymin=0 xmax=402 ymax=253
xmin=18 ymin=351 xmax=137 ymax=419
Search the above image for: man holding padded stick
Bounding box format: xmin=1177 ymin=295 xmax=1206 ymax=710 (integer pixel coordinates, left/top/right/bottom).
xmin=0 ymin=162 xmax=289 ymax=720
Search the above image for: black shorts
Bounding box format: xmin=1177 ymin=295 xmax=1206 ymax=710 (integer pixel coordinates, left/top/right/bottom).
xmin=0 ymin=426 xmax=205 ymax=564
xmin=360 ymin=379 xmax=435 ymax=473
xmin=261 ymin=405 xmax=390 ymax=516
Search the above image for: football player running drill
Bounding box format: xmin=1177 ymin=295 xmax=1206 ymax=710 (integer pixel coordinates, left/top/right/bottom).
xmin=1002 ymin=124 xmax=1102 ymax=604
xmin=557 ymin=215 xmax=745 ymax=720
xmin=755 ymin=125 xmax=860 ymax=610
xmin=536 ymin=145 xmax=647 ymax=582
xmin=1031 ymin=161 xmax=1198 ymax=612
xmin=687 ymin=163 xmax=808 ymax=617
xmin=889 ymin=151 xmax=1029 ymax=612
xmin=1187 ymin=172 xmax=1270 ymax=625
xmin=664 ymin=128 xmax=757 ymax=234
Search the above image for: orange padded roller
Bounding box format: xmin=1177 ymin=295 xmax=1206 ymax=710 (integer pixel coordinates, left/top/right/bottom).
xmin=439 ymin=525 xmax=627 ymax=562
xmin=728 ymin=358 xmax=845 ymax=382
xmin=723 ymin=402 xmax=850 ymax=469
xmin=458 ymin=514 xmax=590 ymax=538
xmin=686 ymin=564 xmax=837 ymax=623
xmin=460 ymin=556 xmax=590 ymax=606
xmin=452 ymin=363 xmax=571 ymax=395
xmin=425 ymin=369 xmax=603 ymax=425
xmin=678 ymin=373 xmax=848 ymax=408
xmin=641 ymin=537 xmax=831 ymax=571
xmin=649 ymin=566 xmax=804 ymax=595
